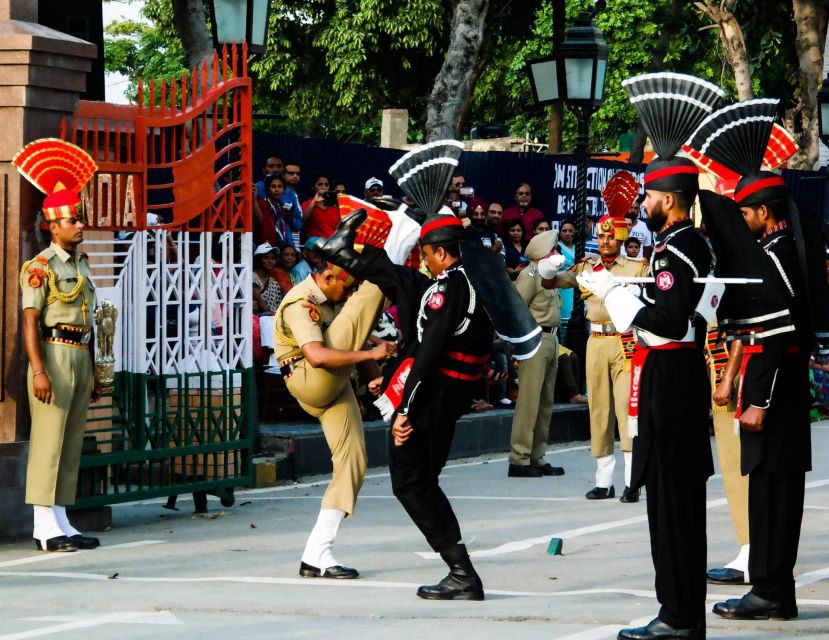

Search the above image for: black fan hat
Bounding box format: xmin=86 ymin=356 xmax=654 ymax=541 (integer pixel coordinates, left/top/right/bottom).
xmin=697 ymin=190 xmax=794 ymax=337
xmin=420 ymin=212 xmax=464 ymax=245
xmin=389 ymin=140 xmax=465 ymax=215
xmin=686 ymin=99 xmax=787 ymax=206
xmin=622 ymin=72 xmax=724 ymax=193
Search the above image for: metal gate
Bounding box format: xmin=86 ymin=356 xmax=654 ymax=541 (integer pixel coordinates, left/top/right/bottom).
xmin=62 ymin=45 xmax=254 ymax=509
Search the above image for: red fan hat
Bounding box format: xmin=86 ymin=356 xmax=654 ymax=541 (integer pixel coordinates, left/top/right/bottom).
xmin=12 ymin=138 xmax=97 ymax=221
xmin=601 ymin=171 xmax=639 ymax=240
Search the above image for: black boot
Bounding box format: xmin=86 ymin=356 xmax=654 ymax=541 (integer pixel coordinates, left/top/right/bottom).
xmin=315 ymin=209 xmax=367 ymax=274
xmin=417 ymin=543 xmax=485 ymax=601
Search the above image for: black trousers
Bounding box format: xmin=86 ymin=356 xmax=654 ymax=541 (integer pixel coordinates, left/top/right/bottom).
xmin=645 ymin=451 xmax=708 ymax=629
xmin=748 ymin=467 xmax=805 ymax=604
xmin=389 ymin=379 xmax=471 ymax=552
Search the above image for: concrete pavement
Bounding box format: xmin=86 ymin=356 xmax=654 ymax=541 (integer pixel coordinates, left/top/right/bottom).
xmin=2 ymin=423 xmax=828 ymax=639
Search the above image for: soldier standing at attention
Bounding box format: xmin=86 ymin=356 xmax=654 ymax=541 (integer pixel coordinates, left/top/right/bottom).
xmin=14 ymin=138 xmax=101 ymax=552
xmin=578 ymin=175 xmax=649 ymax=503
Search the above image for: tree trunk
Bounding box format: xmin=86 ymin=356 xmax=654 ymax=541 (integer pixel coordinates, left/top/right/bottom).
xmin=629 ymin=0 xmax=684 ymax=163
xmin=696 ymin=1 xmax=753 ymax=101
xmin=171 ymin=0 xmax=214 ymax=70
xmin=456 ymin=49 xmax=491 ymax=137
xmin=425 ymin=0 xmax=489 ymax=141
xmin=790 ymin=0 xmax=827 ymax=169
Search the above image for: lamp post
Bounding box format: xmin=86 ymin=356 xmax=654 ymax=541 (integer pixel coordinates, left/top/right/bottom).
xmin=205 ymin=0 xmax=272 ymax=53
xmin=526 ymin=10 xmax=608 ymax=357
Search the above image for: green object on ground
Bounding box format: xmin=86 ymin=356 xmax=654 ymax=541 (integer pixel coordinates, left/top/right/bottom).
xmin=547 ymin=537 xmax=563 ymax=555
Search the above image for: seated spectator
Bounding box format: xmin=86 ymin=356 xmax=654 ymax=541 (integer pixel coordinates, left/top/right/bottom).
xmin=502 ymin=219 xmax=528 ymax=280
xmin=486 ymin=202 xmax=505 ymax=236
xmin=532 ymin=218 xmax=552 ymax=235
xmin=255 ymin=155 xmax=284 ymax=198
xmin=555 ymin=344 xmax=588 ymax=404
xmin=558 ymin=219 xmax=577 ymax=343
xmin=273 ymin=244 xmax=297 ymax=294
xmin=291 ymin=237 xmax=323 ymax=283
xmin=364 ymin=177 xmax=383 ymax=200
xmin=624 ymin=236 xmax=642 ymax=259
xmin=301 ymin=174 xmax=340 ymax=240
xmin=252 ymin=242 xmax=283 ymax=315
xmin=463 ymin=197 xmax=502 ymax=252
xmin=503 ymin=182 xmax=544 ymax=242
xmin=253 ymin=174 xmax=294 ymax=249
xmin=281 ymin=161 xmax=304 ymax=234
xmin=624 ymin=208 xmax=653 ymax=258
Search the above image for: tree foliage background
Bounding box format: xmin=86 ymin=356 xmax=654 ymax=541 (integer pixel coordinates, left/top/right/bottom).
xmin=104 ymin=0 xmax=822 ymax=157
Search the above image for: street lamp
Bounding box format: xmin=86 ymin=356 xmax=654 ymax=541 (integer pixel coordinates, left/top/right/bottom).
xmin=526 ymin=10 xmax=608 ymax=357
xmin=818 ymin=72 xmax=829 ymax=148
xmin=206 ymin=0 xmax=272 ymax=53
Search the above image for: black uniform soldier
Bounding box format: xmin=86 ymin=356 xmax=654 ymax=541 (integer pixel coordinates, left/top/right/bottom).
xmin=686 ymin=99 xmax=820 ymax=621
xmin=13 ymin=138 xmax=101 ymax=552
xmin=319 ymin=212 xmax=494 ymax=600
xmin=579 ymin=73 xmax=725 ymax=640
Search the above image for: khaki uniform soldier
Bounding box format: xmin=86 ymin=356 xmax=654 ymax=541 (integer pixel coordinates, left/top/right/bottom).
xmin=578 ymin=209 xmax=649 ymax=503
xmin=705 ymin=325 xmax=750 ymax=585
xmin=274 ymin=207 xmax=418 ymax=579
xmin=507 ymin=230 xmax=576 ymax=477
xmin=13 ymin=138 xmax=101 ymax=552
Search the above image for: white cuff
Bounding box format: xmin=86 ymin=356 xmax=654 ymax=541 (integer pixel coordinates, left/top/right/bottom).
xmin=604 ymin=286 xmax=645 ymax=333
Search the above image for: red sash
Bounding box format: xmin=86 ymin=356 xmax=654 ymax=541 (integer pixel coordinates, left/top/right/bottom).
xmin=627 ymin=342 xmax=695 ymax=437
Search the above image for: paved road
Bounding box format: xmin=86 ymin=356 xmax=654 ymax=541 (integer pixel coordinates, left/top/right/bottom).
xmin=2 ymin=423 xmax=829 ymax=639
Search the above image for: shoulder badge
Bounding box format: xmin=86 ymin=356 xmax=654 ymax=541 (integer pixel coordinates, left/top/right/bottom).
xmin=302 ymin=301 xmax=321 ymax=323
xmin=35 ymin=256 xmax=49 ymax=266
xmin=655 ymin=271 xmax=675 ymax=291
xmin=427 ymin=292 xmax=445 ymax=310
xmin=654 ymin=257 xmax=669 ymax=270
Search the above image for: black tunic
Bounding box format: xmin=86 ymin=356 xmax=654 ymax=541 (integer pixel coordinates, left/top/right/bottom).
xmin=353 ymin=246 xmax=494 ymax=551
xmin=631 ymin=218 xmax=714 ymax=490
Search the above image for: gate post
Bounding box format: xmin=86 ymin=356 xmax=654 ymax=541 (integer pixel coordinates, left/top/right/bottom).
xmin=0 ymin=0 xmax=96 ymax=539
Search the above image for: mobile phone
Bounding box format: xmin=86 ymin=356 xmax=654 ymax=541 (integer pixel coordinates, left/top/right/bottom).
xmin=322 ymin=191 xmax=339 ymax=207
xmin=459 ymin=186 xmax=475 ymax=197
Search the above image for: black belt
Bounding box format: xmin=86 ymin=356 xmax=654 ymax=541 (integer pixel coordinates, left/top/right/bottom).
xmin=539 ymin=325 xmax=558 ymax=334
xmin=41 ymin=324 xmax=92 ymax=346
xmin=278 ymin=356 xmax=303 ymax=378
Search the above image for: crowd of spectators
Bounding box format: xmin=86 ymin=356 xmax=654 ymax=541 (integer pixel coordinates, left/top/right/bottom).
xmin=250 ymin=154 xmax=659 ymax=419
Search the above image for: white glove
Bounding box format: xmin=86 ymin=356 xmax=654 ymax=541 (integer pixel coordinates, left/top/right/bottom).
xmin=576 ymin=265 xmax=619 ymax=300
xmin=537 ymin=254 xmax=565 ymax=279
xmin=623 ymin=283 xmax=642 ymax=297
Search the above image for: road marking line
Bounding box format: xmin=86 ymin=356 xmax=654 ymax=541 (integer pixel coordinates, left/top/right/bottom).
xmin=2 ymin=571 xmax=828 ymax=606
xmin=0 ymin=611 xmax=181 ymax=640
xmin=245 ymin=495 xmax=584 ymax=502
xmin=463 ymin=477 xmax=829 ymax=559
xmin=0 ymin=540 xmax=166 ymax=569
xmin=796 ymin=565 xmax=829 ymax=588
xmin=553 ymin=617 xmax=652 ymax=640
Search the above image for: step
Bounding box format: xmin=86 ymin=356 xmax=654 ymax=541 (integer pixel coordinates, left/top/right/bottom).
xmin=259 ymin=404 xmax=589 ymax=479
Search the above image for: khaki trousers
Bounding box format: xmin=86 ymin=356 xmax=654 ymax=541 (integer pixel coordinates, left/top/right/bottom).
xmin=712 ymin=406 xmax=749 ymax=546
xmin=285 ymin=282 xmax=384 ymax=515
xmin=586 ymin=335 xmax=632 ymax=457
xmin=26 ymin=342 xmax=93 ymax=506
xmin=509 ymin=332 xmax=558 ymax=465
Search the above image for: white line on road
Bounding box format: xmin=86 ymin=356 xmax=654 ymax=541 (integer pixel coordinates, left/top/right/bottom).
xmin=2 ymin=571 xmax=829 ymax=606
xmin=246 ymin=495 xmax=584 ymax=502
xmin=0 ymin=540 xmax=166 ymax=569
xmin=464 ymin=477 xmax=829 ymax=559
xmin=0 ymin=611 xmax=181 ymax=640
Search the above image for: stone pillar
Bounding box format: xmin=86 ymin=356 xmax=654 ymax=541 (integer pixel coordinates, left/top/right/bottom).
xmin=0 ymin=0 xmax=95 ymax=540
xmin=380 ymin=109 xmax=408 ymax=149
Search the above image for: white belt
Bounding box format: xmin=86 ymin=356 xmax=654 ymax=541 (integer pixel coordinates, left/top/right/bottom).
xmin=635 ymin=324 xmax=695 ymax=347
xmin=590 ymin=322 xmax=617 ymax=334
